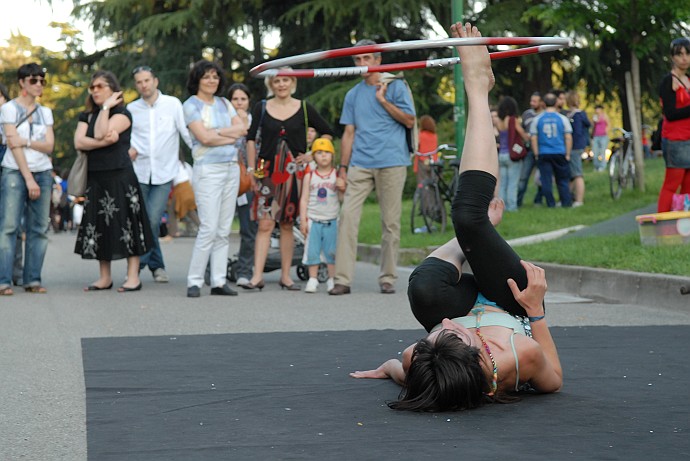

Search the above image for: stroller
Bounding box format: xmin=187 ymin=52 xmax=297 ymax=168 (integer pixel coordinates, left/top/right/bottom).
xmin=206 ymin=220 xmax=329 ymax=285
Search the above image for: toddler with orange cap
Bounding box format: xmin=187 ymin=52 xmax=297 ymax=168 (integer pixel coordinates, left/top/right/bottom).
xmin=299 ymin=138 xmax=343 ymax=293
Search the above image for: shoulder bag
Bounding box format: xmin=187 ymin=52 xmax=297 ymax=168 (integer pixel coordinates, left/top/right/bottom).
xmin=67 ymin=113 xmax=92 ymax=197
xmin=223 ymin=98 xmax=252 ymax=196
xmin=508 ymin=115 xmax=527 ymax=161
xmin=67 ymin=150 xmax=88 ymax=197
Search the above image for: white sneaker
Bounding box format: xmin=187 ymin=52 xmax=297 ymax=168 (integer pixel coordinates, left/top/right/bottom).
xmin=153 ymin=268 xmax=169 ymax=283
xmin=326 ymin=278 xmax=334 ymax=292
xmin=572 ymin=201 xmax=584 ymax=208
xmin=305 ymin=278 xmax=319 ymax=293
xmin=236 ymin=277 xmax=250 ymax=287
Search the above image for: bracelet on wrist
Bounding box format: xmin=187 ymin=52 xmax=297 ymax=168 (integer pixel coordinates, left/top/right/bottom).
xmin=528 ymin=315 xmax=545 ymax=323
xmin=246 ymin=167 xmax=254 ymax=173
xmin=337 ymin=164 xmax=348 ymax=171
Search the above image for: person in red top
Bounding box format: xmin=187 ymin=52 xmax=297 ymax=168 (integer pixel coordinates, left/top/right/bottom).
xmin=415 ymin=115 xmax=438 ymax=169
xmin=413 ymin=115 xmax=439 ymax=184
xmin=658 ymin=37 xmax=690 ymax=212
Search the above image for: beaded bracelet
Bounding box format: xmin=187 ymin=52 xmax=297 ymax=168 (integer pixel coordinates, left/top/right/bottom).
xmin=528 ymin=315 xmax=545 ymax=323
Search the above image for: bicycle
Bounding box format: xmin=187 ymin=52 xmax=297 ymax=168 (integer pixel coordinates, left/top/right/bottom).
xmin=410 ymin=144 xmax=460 ymax=234
xmin=608 ymin=127 xmax=636 ymax=200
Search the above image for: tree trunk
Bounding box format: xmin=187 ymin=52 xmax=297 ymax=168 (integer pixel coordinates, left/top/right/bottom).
xmin=629 ymin=53 xmax=646 ymax=191
xmin=251 ymin=15 xmax=263 ymax=66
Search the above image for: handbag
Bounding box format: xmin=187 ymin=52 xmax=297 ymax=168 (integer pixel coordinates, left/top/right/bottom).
xmin=238 ymin=160 xmax=251 ymax=196
xmin=508 ymin=116 xmax=527 ymax=161
xmin=671 ymin=193 xmax=690 ymax=212
xmin=67 ymin=150 xmax=88 ymax=197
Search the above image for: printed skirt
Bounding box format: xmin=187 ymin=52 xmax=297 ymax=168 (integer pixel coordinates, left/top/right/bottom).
xmin=75 ymin=166 xmax=153 ymax=261
xmin=251 ymin=138 xmax=306 ymax=223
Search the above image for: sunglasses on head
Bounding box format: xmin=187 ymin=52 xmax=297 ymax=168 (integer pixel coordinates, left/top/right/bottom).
xmin=28 ymin=77 xmax=47 ymax=86
xmin=132 ymin=65 xmax=153 ymax=76
xmin=88 ymin=83 xmax=110 ymax=92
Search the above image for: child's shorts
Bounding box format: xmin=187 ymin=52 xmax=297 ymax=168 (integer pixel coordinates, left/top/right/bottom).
xmin=303 ymin=218 xmax=337 ymax=265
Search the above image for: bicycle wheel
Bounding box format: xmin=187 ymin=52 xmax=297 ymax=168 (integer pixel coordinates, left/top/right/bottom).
xmin=430 ymin=184 xmax=448 ymax=233
xmin=411 ymin=188 xmax=433 ymax=234
xmin=625 ymin=155 xmax=636 ymax=190
xmin=608 ymin=151 xmax=623 ymax=200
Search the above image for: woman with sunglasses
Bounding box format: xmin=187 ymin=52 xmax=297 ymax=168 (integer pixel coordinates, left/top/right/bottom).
xmin=74 ymin=70 xmax=153 ymax=292
xmin=657 ymin=37 xmax=690 ymax=212
xmin=350 ymin=23 xmax=562 ymax=411
xmin=0 ymin=63 xmax=55 ymax=296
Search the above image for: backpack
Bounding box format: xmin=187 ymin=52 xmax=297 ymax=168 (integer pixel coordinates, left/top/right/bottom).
xmin=379 ymin=72 xmax=418 ymax=154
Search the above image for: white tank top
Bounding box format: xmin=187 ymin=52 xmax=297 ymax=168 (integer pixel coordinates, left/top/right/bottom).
xmin=306 ymin=167 xmax=339 ymax=221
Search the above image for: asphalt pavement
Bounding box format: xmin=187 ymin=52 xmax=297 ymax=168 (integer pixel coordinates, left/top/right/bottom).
xmin=1 ymin=229 xmax=689 ymax=460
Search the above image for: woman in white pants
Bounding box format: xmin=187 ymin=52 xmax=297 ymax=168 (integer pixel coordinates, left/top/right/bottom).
xmin=182 ymin=60 xmax=248 ymax=297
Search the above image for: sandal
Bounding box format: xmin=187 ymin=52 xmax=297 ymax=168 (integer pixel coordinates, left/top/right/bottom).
xmin=0 ymin=286 xmax=13 ymax=296
xmin=24 ymin=286 xmax=47 ymax=294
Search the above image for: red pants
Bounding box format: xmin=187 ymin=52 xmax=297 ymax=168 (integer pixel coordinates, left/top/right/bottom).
xmin=657 ymin=167 xmax=690 ymax=212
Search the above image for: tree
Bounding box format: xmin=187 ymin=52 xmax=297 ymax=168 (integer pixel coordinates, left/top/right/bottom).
xmin=525 ymin=0 xmax=690 ymax=191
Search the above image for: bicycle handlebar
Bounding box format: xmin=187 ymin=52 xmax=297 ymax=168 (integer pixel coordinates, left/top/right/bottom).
xmin=415 ymin=143 xmax=458 ymax=158
xmin=612 ymin=127 xmax=632 ymax=138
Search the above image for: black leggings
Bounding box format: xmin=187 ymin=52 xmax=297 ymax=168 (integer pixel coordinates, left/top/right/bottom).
xmin=408 ymin=170 xmax=528 ymax=332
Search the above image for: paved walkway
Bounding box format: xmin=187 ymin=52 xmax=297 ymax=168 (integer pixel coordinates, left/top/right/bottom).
xmin=2 ymin=231 xmax=690 ymax=460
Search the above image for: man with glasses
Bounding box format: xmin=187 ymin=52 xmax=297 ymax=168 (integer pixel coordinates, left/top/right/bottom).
xmin=0 ymin=63 xmax=54 ymax=295
xmin=127 ymin=66 xmax=192 ymax=283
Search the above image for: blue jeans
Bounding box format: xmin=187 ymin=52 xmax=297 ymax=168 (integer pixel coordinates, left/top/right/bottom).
xmin=498 ymin=153 xmax=522 ymax=211
xmin=138 ymin=181 xmax=172 ymax=272
xmin=592 ymin=136 xmax=609 ymax=171
xmin=517 ymin=151 xmax=536 ymax=207
xmin=236 ymin=191 xmax=257 ymax=279
xmin=537 ymin=155 xmax=572 ymax=207
xmin=0 ymin=168 xmax=52 ymax=288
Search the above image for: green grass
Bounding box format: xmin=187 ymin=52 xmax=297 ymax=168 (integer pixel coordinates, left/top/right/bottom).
xmin=358 ymin=157 xmax=690 ymax=276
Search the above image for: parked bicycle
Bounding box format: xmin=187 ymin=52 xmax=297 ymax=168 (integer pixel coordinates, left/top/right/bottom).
xmin=410 ymin=144 xmax=459 ymax=234
xmin=608 ymin=127 xmax=636 ymax=200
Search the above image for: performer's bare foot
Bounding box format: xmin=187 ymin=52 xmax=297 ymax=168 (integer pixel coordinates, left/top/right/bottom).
xmin=450 ymin=22 xmax=495 ymax=93
xmin=488 ymin=197 xmax=505 ymax=227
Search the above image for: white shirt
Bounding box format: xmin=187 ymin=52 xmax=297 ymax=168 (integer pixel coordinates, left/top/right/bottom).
xmin=0 ymin=100 xmax=53 ymax=172
xmin=128 ymin=91 xmax=192 ymax=185
xmin=173 ymin=161 xmax=193 ymax=186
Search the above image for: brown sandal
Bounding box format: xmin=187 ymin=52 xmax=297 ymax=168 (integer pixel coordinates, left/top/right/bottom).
xmin=0 ymin=286 xmax=13 ymax=296
xmin=24 ymin=286 xmax=47 ymax=294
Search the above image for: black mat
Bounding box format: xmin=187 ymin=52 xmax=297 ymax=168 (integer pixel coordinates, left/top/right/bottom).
xmin=83 ymin=327 xmax=690 ymax=460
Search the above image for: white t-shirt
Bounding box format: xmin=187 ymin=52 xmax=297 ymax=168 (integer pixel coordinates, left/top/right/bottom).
xmin=0 ymin=100 xmax=53 ymax=172
xmin=173 ymin=161 xmax=193 ymax=186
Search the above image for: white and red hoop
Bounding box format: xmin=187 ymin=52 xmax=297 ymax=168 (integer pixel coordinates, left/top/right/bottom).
xmin=250 ymin=37 xmax=571 ymax=78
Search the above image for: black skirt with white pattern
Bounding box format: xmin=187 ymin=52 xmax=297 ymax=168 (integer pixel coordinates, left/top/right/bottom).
xmin=75 ymin=166 xmax=154 ymax=261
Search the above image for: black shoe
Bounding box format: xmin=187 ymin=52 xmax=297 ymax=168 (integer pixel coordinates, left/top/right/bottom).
xmin=117 ymin=282 xmax=142 ymax=293
xmin=211 ymin=283 xmax=238 ymax=296
xmin=279 ymin=281 xmax=301 ymax=291
xmin=328 ymin=284 xmax=351 ymax=295
xmin=187 ymin=285 xmax=201 ymax=298
xmin=241 ymin=280 xmax=265 ymax=291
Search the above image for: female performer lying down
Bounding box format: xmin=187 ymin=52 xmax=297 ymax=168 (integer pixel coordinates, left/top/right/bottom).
xmin=350 ymin=23 xmax=562 ymax=411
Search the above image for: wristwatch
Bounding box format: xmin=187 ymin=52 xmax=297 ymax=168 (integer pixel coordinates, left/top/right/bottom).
xmin=101 ymin=104 xmax=110 ymax=111
xmin=246 ymin=167 xmax=255 ymax=174
xmin=337 ymin=164 xmax=348 ymax=171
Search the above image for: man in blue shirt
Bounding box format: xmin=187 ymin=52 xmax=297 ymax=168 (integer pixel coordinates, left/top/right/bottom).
xmin=530 ymin=92 xmax=573 ymax=207
xmin=329 ymin=40 xmax=416 ymax=295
